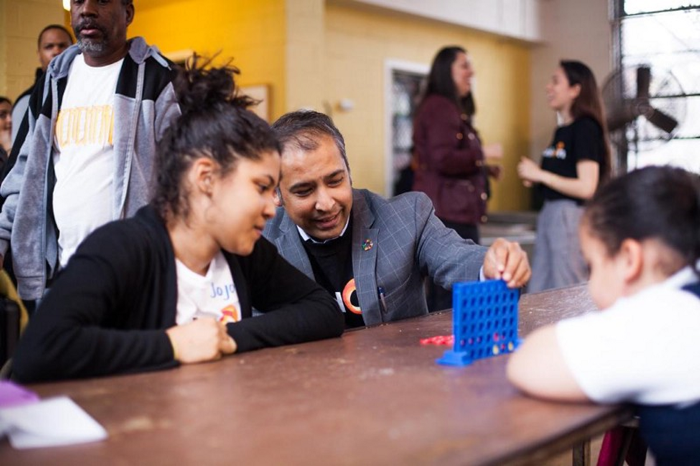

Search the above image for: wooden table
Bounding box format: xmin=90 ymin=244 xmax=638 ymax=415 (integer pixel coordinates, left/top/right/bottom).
xmin=0 ymin=285 xmax=631 ymax=465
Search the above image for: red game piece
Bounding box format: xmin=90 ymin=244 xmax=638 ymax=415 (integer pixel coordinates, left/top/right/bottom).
xmin=420 ymin=335 xmax=454 ymax=346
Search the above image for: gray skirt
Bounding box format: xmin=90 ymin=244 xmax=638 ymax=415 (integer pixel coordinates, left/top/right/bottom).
xmin=528 ymin=199 xmax=588 ymax=293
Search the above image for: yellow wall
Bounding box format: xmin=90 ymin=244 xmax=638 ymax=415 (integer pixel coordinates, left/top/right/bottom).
xmin=119 ymin=0 xmax=531 ymax=211
xmin=0 ymin=0 xmax=5 ymax=96
xmin=285 ymin=0 xmax=325 ymax=112
xmin=0 ymin=0 xmax=65 ymax=100
xmin=128 ymin=0 xmax=287 ymax=120
xmin=323 ymin=4 xmax=531 ymax=211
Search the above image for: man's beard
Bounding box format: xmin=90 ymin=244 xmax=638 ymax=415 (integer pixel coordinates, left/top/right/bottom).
xmin=77 ymin=37 xmax=107 ymax=54
xmin=74 ymin=21 xmax=110 ymax=55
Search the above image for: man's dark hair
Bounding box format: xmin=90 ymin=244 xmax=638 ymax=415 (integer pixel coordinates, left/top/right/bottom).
xmin=271 ymin=110 xmax=349 ymax=172
xmin=37 ymin=24 xmax=74 ymax=48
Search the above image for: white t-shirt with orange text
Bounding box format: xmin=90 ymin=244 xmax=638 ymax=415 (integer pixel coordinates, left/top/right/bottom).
xmin=175 ymin=250 xmax=241 ymax=325
xmin=53 ymin=54 xmax=123 ymax=267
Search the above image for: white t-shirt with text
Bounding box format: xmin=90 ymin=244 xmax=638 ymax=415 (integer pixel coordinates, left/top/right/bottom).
xmin=53 ymin=55 xmax=123 ymax=267
xmin=175 ymin=251 xmax=241 ymax=325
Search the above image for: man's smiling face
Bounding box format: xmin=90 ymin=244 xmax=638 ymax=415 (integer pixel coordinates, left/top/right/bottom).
xmin=277 ymin=133 xmax=353 ymax=241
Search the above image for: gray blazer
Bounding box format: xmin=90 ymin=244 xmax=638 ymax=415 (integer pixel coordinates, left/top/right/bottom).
xmin=263 ymin=189 xmax=487 ymax=326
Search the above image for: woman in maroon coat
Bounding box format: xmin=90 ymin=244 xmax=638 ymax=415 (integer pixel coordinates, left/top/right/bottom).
xmin=412 ymin=46 xmax=501 ymax=310
xmin=412 ymin=46 xmax=500 ymax=245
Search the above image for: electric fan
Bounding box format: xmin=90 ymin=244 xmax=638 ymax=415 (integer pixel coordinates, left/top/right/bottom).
xmin=602 ymin=65 xmax=686 ymax=170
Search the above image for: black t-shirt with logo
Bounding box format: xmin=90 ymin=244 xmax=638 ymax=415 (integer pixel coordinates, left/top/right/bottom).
xmin=301 ymin=221 xmax=365 ymax=328
xmin=539 ymin=116 xmax=604 ymax=204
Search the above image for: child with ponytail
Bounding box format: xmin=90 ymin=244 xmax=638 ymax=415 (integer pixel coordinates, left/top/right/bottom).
xmin=508 ymin=165 xmax=700 ymax=465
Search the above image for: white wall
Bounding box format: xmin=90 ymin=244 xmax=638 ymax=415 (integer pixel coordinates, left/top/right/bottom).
xmin=529 ymin=0 xmax=613 ymax=160
xmin=336 ymin=0 xmax=542 ymax=42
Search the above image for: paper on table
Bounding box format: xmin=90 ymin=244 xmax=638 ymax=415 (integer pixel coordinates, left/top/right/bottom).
xmin=0 ymin=396 xmax=108 ymax=449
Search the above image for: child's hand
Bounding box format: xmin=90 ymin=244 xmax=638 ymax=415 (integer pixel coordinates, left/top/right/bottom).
xmin=166 ymin=318 xmax=237 ymax=364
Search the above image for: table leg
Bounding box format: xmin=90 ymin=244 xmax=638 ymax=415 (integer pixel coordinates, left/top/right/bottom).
xmin=573 ymin=438 xmax=591 ymax=466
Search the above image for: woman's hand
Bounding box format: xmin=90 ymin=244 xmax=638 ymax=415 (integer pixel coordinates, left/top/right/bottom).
xmin=483 ymin=143 xmax=503 ymax=160
xmin=482 ymin=144 xmax=504 ymax=180
xmin=517 ymin=157 xmax=543 ymax=187
xmin=166 ymin=318 xmax=237 ymax=364
xmin=518 ymin=158 xmax=599 ymax=200
xmin=486 ymin=163 xmax=503 ymax=181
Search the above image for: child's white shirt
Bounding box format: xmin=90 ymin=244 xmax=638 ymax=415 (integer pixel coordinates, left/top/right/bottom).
xmin=556 ymin=267 xmax=700 ymax=406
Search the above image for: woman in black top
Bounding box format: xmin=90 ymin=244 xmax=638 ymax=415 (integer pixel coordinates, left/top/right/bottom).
xmin=13 ymin=57 xmax=344 ymax=382
xmin=517 ymin=60 xmax=611 ymax=292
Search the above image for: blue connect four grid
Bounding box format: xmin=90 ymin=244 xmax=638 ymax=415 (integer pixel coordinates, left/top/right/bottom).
xmin=437 ymin=280 xmax=521 ymax=366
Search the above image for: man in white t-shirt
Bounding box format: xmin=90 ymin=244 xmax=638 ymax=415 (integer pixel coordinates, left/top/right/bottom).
xmin=0 ymin=0 xmax=181 ymax=303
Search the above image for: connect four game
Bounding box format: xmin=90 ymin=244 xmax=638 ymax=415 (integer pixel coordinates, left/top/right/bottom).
xmin=437 ymin=280 xmax=521 ymax=366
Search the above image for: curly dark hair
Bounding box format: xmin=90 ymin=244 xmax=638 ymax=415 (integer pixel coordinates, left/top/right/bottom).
xmin=271 ymin=110 xmax=349 ymax=172
xmin=151 ymin=54 xmax=280 ymax=221
xmin=37 ymin=25 xmax=73 ymax=48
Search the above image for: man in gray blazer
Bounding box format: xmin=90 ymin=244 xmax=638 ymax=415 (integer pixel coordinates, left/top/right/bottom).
xmin=264 ymin=110 xmax=530 ymax=328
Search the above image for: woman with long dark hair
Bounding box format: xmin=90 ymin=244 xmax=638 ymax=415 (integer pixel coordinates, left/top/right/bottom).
xmin=412 ymin=46 xmax=501 ymax=310
xmin=412 ymin=46 xmax=501 ymax=244
xmin=518 ymin=60 xmax=611 ymax=292
xmin=12 ymin=57 xmax=344 ymax=382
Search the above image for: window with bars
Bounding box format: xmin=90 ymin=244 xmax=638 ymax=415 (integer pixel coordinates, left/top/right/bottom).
xmin=611 ymin=0 xmax=700 ymax=173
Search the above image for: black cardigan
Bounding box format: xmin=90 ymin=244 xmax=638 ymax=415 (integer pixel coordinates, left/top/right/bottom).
xmin=13 ymin=206 xmax=344 ymax=382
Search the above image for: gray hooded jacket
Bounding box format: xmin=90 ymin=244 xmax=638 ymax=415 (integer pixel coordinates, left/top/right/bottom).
xmin=0 ymin=37 xmax=181 ymax=300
